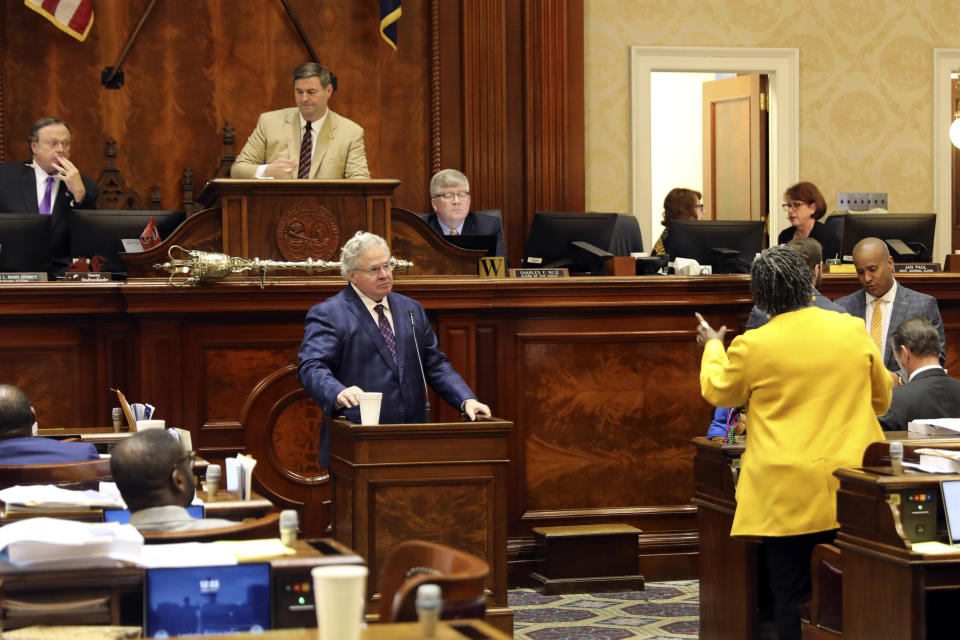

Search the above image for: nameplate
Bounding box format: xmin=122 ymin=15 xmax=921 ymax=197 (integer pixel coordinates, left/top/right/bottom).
xmin=479 ymin=257 xmax=507 ymax=278
xmin=509 ymin=268 xmax=569 ymax=278
xmin=893 ymin=263 xmax=941 ymax=273
xmin=64 ymin=272 xmax=113 ymax=281
xmin=0 ymin=272 xmax=47 ymax=283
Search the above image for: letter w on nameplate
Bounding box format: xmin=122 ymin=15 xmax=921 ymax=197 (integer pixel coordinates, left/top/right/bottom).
xmin=479 ymin=257 xmax=506 ymax=278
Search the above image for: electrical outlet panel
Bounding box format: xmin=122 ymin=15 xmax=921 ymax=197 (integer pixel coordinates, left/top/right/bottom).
xmin=837 ymin=192 xmax=888 ymax=211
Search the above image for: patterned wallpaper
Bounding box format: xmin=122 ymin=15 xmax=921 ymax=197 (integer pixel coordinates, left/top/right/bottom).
xmin=584 ymin=0 xmax=960 ymax=222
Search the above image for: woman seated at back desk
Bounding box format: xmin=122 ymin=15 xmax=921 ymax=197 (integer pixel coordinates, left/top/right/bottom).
xmin=778 ymin=181 xmax=841 ymax=262
xmin=651 ymin=187 xmax=703 ymax=256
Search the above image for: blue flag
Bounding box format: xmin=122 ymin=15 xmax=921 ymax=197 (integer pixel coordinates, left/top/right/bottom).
xmin=379 ymin=0 xmax=401 ymax=50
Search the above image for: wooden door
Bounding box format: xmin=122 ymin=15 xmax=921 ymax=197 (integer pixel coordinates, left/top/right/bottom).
xmin=702 ymin=75 xmax=768 ymax=222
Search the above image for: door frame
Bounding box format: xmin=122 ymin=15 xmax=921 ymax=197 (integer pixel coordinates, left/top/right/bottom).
xmin=630 ymin=46 xmax=799 ymax=248
xmin=932 ymin=49 xmax=958 ymax=262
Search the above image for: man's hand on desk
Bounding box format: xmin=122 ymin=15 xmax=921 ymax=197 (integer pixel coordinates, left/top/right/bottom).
xmin=336 ymin=386 xmax=363 ymax=409
xmin=463 ymin=398 xmax=491 ymax=420
xmin=263 ymin=158 xmax=297 ymax=178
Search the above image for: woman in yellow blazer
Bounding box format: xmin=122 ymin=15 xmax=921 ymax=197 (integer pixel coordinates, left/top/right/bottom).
xmin=696 ymin=245 xmax=890 ymax=640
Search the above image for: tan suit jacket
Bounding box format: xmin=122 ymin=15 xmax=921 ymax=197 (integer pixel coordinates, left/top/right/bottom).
xmin=231 ymin=107 xmax=370 ymax=179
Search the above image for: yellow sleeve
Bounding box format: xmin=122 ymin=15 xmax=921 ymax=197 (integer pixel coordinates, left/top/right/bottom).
xmin=700 ymin=337 xmax=750 ymax=408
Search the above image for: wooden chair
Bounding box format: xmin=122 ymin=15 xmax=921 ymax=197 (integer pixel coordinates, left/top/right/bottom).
xmin=141 ymin=510 xmax=281 ymax=544
xmin=801 ymin=543 xmax=844 ymax=639
xmin=377 ymin=540 xmax=488 ymax=623
xmin=0 ymin=458 xmax=113 ymax=491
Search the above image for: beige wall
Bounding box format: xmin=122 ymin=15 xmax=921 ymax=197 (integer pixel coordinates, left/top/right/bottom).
xmin=585 ymin=0 xmax=960 ymax=226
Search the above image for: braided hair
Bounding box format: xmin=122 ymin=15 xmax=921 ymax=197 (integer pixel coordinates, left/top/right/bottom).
xmin=750 ymin=245 xmax=812 ymax=318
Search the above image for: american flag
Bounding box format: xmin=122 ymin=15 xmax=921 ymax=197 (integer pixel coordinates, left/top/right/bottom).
xmin=25 ymin=0 xmax=94 ymax=42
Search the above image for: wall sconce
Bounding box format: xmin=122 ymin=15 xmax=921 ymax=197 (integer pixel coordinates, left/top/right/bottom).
xmin=951 ymin=88 xmax=960 ymax=148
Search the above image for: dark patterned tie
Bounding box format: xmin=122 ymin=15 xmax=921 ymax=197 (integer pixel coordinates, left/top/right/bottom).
xmin=297 ymin=121 xmax=312 ymax=179
xmin=375 ymin=304 xmax=398 ymax=364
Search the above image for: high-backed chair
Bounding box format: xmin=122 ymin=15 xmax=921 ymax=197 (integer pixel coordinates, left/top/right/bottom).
xmin=377 ymin=540 xmax=488 ymax=623
xmin=0 ymin=458 xmax=113 ymax=491
xmin=141 ymin=511 xmax=281 ymax=544
xmin=800 ymin=543 xmax=843 ymax=639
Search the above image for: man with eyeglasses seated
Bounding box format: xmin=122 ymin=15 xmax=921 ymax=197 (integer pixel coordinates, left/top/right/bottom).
xmin=424 ymin=169 xmax=506 ymax=258
xmin=297 ymin=231 xmax=493 ymax=466
xmin=0 ymin=118 xmax=98 ymax=269
xmin=110 ymin=430 xmax=234 ymax=532
xmin=0 ymin=384 xmax=100 ymax=464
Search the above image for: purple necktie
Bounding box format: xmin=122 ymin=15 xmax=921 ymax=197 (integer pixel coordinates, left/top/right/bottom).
xmin=297 ymin=121 xmax=312 ymax=179
xmin=375 ymin=304 xmax=398 ymax=364
xmin=39 ymin=176 xmax=53 ymax=215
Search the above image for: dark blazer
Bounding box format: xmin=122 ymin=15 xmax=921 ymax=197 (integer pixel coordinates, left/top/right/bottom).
xmin=297 ymin=285 xmax=476 ymax=466
xmin=0 ymin=436 xmax=100 ymax=465
xmin=878 ymin=368 xmax=960 ymax=431
xmin=777 ymin=220 xmax=841 ymax=262
xmin=0 ymin=161 xmax=98 ymax=267
xmin=424 ymin=210 xmax=506 ymax=258
xmin=746 ymin=287 xmax=846 ymax=330
xmin=835 ymin=282 xmax=946 ymax=371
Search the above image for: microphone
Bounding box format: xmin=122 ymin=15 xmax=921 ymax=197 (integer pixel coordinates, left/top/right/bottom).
xmin=205 ymin=464 xmax=221 ymax=498
xmin=415 ymin=583 xmax=441 ymax=638
xmin=408 ymin=308 xmax=432 ymax=423
xmin=889 ymin=441 xmax=903 ymax=475
xmin=279 ymin=509 xmax=299 ymax=547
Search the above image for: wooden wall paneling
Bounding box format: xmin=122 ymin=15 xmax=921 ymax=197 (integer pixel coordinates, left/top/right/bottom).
xmin=97 ymin=321 xmax=137 ymax=428
xmin=433 ymin=315 xmax=475 ymax=422
xmin=137 ymin=320 xmax=183 ymax=429
xmin=0 ymin=0 xmax=6 ymax=161
xmin=523 ymin=0 xmax=585 ymax=225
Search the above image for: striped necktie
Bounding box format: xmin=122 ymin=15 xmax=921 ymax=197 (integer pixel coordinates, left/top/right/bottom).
xmin=870 ymin=298 xmax=883 ymax=352
xmin=297 ymin=121 xmax=312 ymax=179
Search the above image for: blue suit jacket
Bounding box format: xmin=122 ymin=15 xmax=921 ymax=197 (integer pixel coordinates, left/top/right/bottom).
xmin=297 ymin=285 xmax=476 ymax=465
xmin=424 ymin=210 xmax=507 ymax=259
xmin=0 ymin=161 xmax=98 ymax=268
xmin=0 ymin=436 xmax=100 ymax=465
xmin=745 ymin=287 xmax=846 ymax=330
xmin=834 ymin=281 xmax=946 ymax=371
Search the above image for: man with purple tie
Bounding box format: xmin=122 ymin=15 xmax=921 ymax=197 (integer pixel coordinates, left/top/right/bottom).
xmin=297 ymin=231 xmax=491 ymax=466
xmin=0 ymin=118 xmax=98 ymax=268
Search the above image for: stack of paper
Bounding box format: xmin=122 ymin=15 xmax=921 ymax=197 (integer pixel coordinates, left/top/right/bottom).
xmin=0 ymin=518 xmax=142 ymax=571
xmin=915 ymin=448 xmax=960 ymax=473
xmin=0 ymin=486 xmax=125 ymax=513
xmin=225 ymin=453 xmax=257 ymax=500
xmin=908 ymin=418 xmax=960 ymax=436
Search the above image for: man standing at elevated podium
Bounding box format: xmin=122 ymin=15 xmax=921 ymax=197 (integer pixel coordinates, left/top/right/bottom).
xmin=297 ymin=231 xmax=491 ymax=465
xmin=231 ymin=62 xmax=370 ymax=180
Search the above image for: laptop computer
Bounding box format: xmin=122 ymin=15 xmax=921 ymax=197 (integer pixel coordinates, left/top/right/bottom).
xmin=144 ymin=562 xmax=271 ymax=637
xmin=942 ymin=479 xmax=960 ymax=544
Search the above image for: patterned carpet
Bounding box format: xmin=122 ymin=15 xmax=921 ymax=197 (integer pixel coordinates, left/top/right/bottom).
xmin=509 ymin=581 xmax=700 ymax=640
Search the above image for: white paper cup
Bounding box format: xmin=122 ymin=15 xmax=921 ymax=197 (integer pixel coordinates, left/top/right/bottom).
xmin=311 ymin=564 xmax=368 ymax=639
xmin=358 ymin=392 xmax=382 ymax=426
xmin=136 ymin=419 xmax=165 ymax=430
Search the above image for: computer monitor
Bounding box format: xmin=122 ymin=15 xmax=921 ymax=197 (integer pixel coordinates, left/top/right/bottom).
xmin=665 ymin=220 xmax=766 ymax=274
xmin=69 ymin=210 xmax=186 ymax=274
xmin=145 ymin=563 xmax=272 ymax=637
xmin=523 ymin=212 xmax=620 ymax=275
xmin=0 ymin=214 xmax=52 ymax=273
xmin=839 ymin=213 xmax=936 ymax=263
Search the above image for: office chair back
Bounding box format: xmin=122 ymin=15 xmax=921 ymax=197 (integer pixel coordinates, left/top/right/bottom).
xmin=0 ymin=458 xmax=113 ymax=491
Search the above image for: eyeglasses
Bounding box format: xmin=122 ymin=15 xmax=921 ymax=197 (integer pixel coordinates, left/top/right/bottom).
xmin=434 ymin=191 xmax=470 ymax=202
xmin=695 ymin=204 xmax=704 ymax=211
xmin=38 ymin=139 xmax=70 ymax=150
xmin=172 ymin=450 xmax=197 ymax=471
xmin=781 ymin=201 xmax=810 ymax=211
xmin=352 ymin=261 xmax=395 ymax=276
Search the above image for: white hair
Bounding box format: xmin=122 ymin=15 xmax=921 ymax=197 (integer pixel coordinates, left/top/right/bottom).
xmin=339 ymin=231 xmax=389 ymax=278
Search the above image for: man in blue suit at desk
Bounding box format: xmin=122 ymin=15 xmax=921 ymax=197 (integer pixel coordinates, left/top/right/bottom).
xmin=297 ymin=231 xmax=492 ymax=466
xmin=0 ymin=384 xmax=99 ymax=464
xmin=424 ymin=169 xmax=506 ymax=258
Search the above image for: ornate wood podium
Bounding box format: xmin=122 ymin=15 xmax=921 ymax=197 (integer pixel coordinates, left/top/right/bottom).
xmin=326 ymin=416 xmax=513 ymax=631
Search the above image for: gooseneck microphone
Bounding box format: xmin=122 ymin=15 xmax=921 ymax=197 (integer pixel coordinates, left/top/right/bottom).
xmin=409 ymin=308 xmax=432 ymax=423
